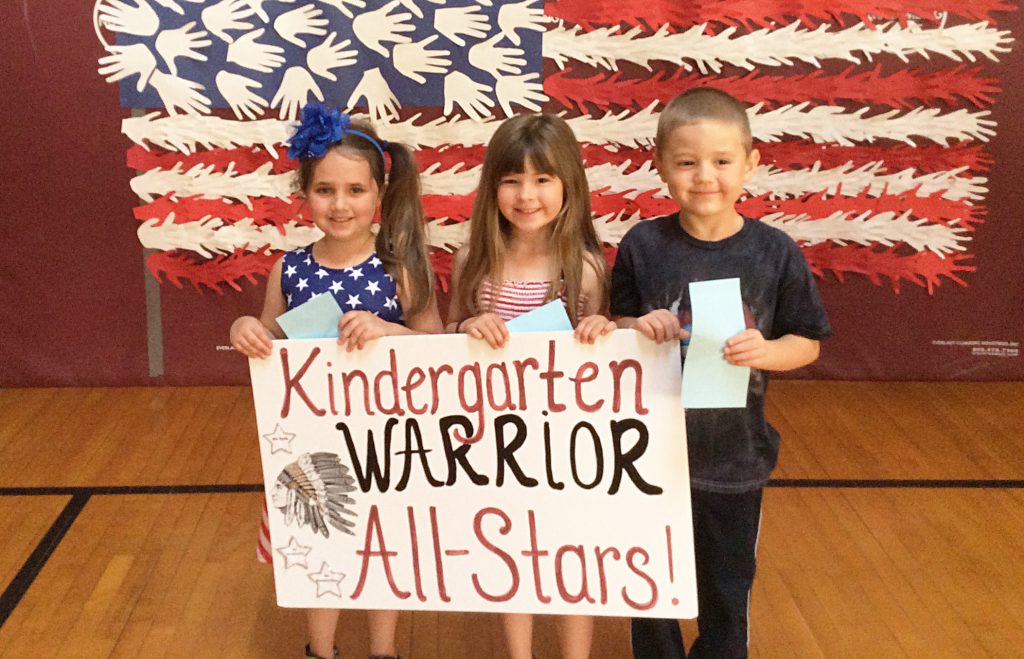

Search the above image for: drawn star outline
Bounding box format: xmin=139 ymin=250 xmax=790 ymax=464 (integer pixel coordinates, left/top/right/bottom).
xmin=262 ymin=423 xmax=296 ymax=454
xmin=308 ymin=562 xmax=346 ymax=598
xmin=276 ymin=536 xmax=312 ymax=569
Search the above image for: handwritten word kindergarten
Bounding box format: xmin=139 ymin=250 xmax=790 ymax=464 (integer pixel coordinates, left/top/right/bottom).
xmin=250 ymin=331 xmax=696 ymax=617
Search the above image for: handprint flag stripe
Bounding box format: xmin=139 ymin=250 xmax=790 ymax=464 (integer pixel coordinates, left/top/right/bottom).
xmin=544 ymin=66 xmax=1003 ymax=112
xmin=133 ymin=190 xmax=984 ymax=249
xmin=542 ymin=21 xmax=1012 ymax=73
xmin=136 ymin=211 xmax=971 ymax=256
xmin=128 ymin=161 xmax=987 ymax=206
xmin=543 ymin=0 xmax=1014 ymax=28
xmin=96 ymin=0 xmax=1015 ymax=294
xmin=126 ymin=140 xmax=993 ymax=177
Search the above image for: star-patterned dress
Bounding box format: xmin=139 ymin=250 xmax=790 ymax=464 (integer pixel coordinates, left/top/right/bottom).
xmin=258 ymin=245 xmax=403 ymax=563
xmin=280 ymin=245 xmax=403 ymax=322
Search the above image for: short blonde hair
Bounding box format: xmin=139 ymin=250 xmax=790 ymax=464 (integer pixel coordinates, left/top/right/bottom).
xmin=656 ymin=87 xmax=753 ymax=152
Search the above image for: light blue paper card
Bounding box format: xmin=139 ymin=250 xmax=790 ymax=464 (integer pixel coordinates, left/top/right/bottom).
xmin=682 ymin=278 xmax=750 ymax=408
xmin=506 ymin=300 xmax=573 ymax=333
xmin=276 ymin=293 xmax=345 ymax=339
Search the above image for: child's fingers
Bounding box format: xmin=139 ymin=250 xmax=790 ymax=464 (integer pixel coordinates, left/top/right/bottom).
xmin=237 ymin=335 xmax=267 ymax=359
xmin=484 ymin=319 xmax=507 ymax=348
xmin=345 ymin=324 xmax=364 ymax=351
xmin=633 ymin=319 xmax=655 ymax=342
xmin=357 ymin=326 xmax=386 ymax=350
xmin=256 ymin=338 xmax=273 ymax=357
xmin=339 ymin=317 xmax=363 ymax=351
xmin=484 ymin=324 xmax=505 ymax=348
xmin=575 ymin=323 xmax=594 ymax=344
xmin=578 ymin=319 xmax=614 ymax=344
xmin=726 ymin=328 xmax=760 ymax=345
xmin=724 ymin=342 xmax=765 ymax=366
xmin=653 ymin=319 xmax=671 ymax=343
xmin=338 ymin=311 xmax=368 ymax=337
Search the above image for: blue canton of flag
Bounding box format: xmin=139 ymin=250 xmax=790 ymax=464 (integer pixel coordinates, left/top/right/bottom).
xmin=114 ymin=0 xmax=544 ymax=117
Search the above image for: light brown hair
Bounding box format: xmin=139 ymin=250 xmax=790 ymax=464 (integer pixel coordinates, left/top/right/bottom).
xmin=296 ymin=120 xmax=434 ymax=315
xmin=656 ymin=87 xmax=753 ymax=153
xmin=456 ymin=114 xmax=607 ymax=324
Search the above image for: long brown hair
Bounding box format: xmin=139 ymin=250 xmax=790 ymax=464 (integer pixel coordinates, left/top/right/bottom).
xmin=296 ymin=120 xmax=434 ymax=315
xmin=457 ymin=114 xmax=607 ymax=324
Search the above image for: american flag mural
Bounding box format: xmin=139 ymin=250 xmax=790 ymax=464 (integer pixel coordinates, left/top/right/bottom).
xmin=93 ymin=0 xmax=1017 ymax=296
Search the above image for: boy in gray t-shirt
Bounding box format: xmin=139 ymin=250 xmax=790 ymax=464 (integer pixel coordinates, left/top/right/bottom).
xmin=612 ymin=88 xmax=831 ymax=659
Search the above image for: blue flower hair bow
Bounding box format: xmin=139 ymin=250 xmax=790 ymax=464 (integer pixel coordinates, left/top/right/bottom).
xmin=287 ymin=103 xmax=351 ymax=160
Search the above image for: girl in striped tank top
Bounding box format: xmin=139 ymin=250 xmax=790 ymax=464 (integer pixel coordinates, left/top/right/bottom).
xmin=447 ymin=114 xmax=615 ymax=659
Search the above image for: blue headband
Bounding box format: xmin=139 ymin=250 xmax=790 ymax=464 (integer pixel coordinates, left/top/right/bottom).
xmin=287 ymin=103 xmax=389 ymax=165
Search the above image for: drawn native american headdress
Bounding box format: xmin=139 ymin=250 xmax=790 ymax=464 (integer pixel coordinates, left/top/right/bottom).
xmin=274 ymin=452 xmax=358 ymax=538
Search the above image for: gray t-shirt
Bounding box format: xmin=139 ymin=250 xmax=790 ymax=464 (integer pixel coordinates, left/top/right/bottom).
xmin=611 ymin=215 xmax=832 ymax=492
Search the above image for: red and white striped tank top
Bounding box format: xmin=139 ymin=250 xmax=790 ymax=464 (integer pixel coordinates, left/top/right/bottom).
xmin=477 ymin=279 xmax=585 ymax=321
xmin=478 ymin=279 xmax=552 ymax=321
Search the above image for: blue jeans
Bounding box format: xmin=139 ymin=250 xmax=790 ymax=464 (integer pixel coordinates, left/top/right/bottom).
xmin=631 ymin=488 xmax=763 ymax=659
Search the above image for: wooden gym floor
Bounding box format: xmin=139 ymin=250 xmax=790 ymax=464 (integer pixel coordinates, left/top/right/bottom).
xmin=0 ymin=382 xmax=1022 ymax=658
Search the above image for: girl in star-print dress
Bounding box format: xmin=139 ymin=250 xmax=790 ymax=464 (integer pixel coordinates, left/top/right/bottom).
xmin=230 ymin=104 xmax=442 ymax=659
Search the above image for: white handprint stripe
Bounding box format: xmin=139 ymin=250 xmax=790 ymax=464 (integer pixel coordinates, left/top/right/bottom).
xmin=120 ymin=104 xmax=997 ymax=153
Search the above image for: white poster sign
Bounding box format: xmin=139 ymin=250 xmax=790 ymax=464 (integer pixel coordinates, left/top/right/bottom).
xmin=249 ymin=331 xmax=697 ymax=618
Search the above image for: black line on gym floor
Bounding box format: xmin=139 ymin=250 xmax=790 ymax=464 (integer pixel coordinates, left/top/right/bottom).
xmin=2 ymin=480 xmax=1023 ymax=498
xmin=0 ymin=493 xmax=91 ymax=629
xmin=767 ymin=479 xmax=1024 ymax=488
xmin=2 ymin=478 xmax=1022 ymax=629
xmin=0 ymin=484 xmax=264 ymax=496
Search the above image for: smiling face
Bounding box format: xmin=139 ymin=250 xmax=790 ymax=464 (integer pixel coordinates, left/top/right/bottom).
xmin=305 ymin=148 xmax=380 ymax=246
xmin=654 ymin=119 xmax=759 ymax=236
xmin=496 ymin=159 xmax=565 ymax=237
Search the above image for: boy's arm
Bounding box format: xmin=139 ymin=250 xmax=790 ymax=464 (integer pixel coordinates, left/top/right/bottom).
xmin=730 ymin=235 xmax=830 ymax=371
xmin=724 ymin=330 xmax=820 ymax=371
